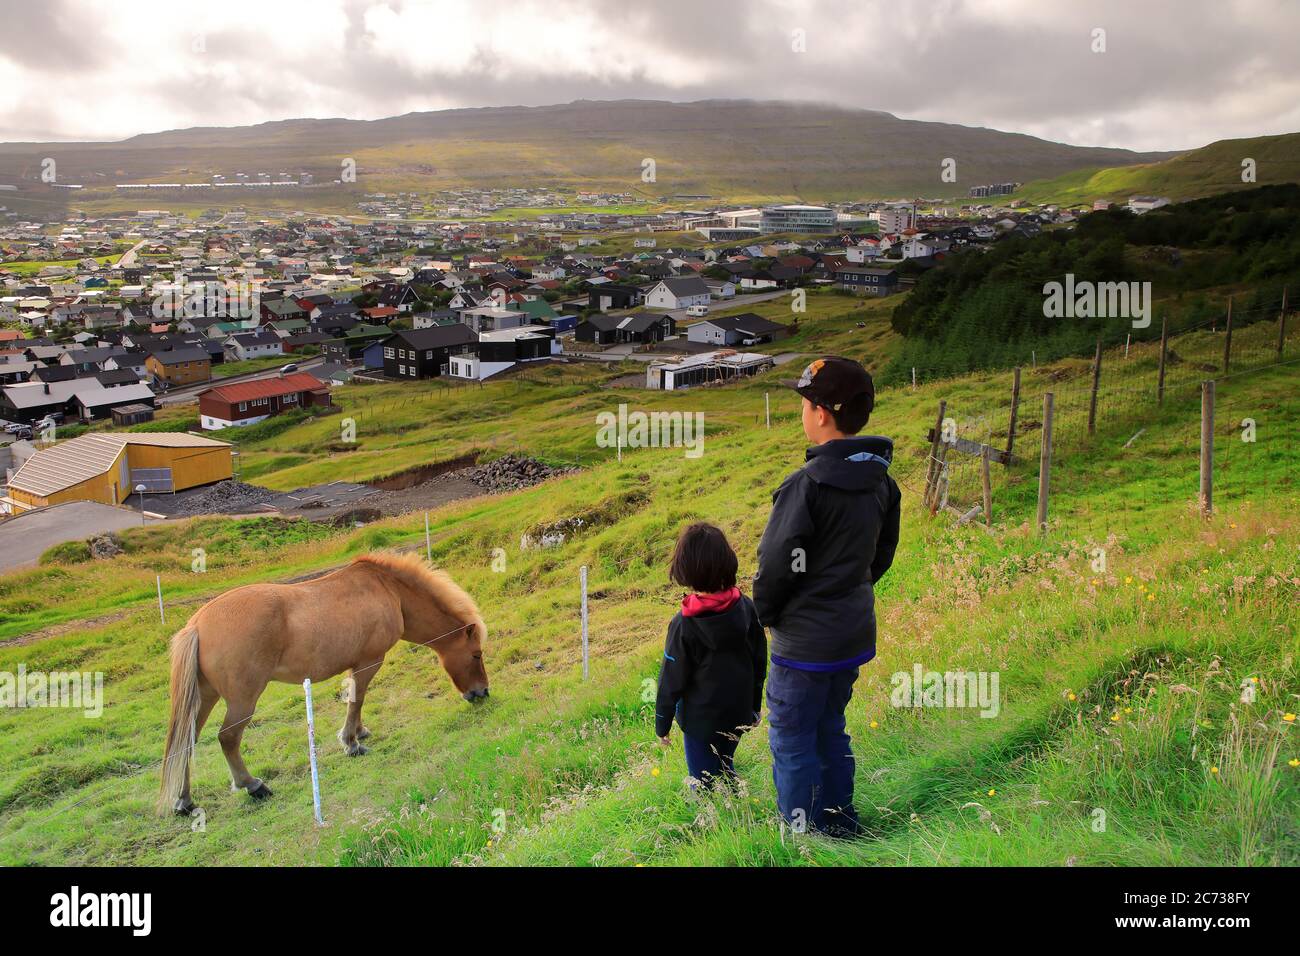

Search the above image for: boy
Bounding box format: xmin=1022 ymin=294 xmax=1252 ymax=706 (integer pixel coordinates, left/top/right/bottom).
xmin=753 ymin=356 xmax=901 ymax=838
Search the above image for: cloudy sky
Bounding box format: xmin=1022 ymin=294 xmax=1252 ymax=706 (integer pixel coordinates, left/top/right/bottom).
xmin=2 ymin=0 xmax=1297 ymax=151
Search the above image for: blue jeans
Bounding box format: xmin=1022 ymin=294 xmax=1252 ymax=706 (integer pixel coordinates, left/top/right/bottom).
xmin=766 ymin=663 xmax=860 ymax=832
xmin=683 ymin=730 xmax=741 ymax=787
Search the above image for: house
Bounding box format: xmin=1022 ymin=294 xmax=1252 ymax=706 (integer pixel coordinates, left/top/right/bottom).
xmin=468 ymin=326 xmax=559 ymax=379
xmin=4 ymin=433 xmax=232 ymax=512
xmin=198 ymin=371 xmax=332 ymax=430
xmin=587 ymin=284 xmax=642 ymax=312
xmin=646 ymin=350 xmax=775 ymax=390
xmin=574 ymin=311 xmax=675 ymax=346
xmin=834 ymin=266 xmax=899 ymax=296
xmin=702 ymin=278 xmax=736 ymax=299
xmin=0 ymin=378 xmax=154 ymax=424
xmin=1127 ymin=196 xmax=1171 ymax=214
xmin=685 ymin=313 xmax=790 ymax=347
xmin=643 ymin=276 xmax=711 ymax=311
xmin=73 ymin=383 xmax=159 ymax=422
xmin=381 ymin=325 xmax=479 ymax=380
xmin=460 ymin=307 xmax=529 ymax=334
xmin=224 ymin=330 xmax=284 ymax=361
xmin=146 ymin=347 xmax=212 ymax=387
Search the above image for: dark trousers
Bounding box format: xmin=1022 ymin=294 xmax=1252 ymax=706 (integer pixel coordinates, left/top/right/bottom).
xmin=683 ymin=730 xmax=742 ymax=787
xmin=766 ymin=662 xmax=860 ymax=832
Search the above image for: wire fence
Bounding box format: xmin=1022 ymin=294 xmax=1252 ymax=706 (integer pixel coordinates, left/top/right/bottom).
xmin=918 ymin=305 xmax=1297 ymax=535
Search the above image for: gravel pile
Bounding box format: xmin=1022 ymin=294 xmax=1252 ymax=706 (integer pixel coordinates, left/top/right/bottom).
xmin=167 ymin=480 xmax=280 ymax=516
xmin=463 ymin=455 xmax=577 ymax=493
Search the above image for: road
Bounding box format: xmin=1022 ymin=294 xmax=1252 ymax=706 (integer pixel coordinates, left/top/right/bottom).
xmin=0 ymin=501 xmax=149 ymax=572
xmin=157 ymin=355 xmax=325 ymax=405
xmin=115 ymin=239 xmax=148 ymax=269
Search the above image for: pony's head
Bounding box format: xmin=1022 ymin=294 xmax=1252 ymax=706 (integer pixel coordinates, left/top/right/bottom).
xmin=358 ymin=553 xmax=490 ymax=703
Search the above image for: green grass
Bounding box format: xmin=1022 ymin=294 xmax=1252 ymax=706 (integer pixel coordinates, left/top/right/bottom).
xmin=0 ymin=313 xmax=1295 ymax=866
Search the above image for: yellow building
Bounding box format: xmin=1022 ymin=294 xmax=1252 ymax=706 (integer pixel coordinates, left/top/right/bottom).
xmin=4 ymin=433 xmax=233 ymax=512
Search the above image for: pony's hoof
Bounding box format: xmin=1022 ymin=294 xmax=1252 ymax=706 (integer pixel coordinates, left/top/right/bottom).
xmin=247 ymin=781 xmax=273 ymax=800
xmin=345 ymin=743 xmax=369 ymax=756
xmin=173 ymin=798 xmax=197 ymax=816
xmin=356 ymin=727 xmax=371 ymax=740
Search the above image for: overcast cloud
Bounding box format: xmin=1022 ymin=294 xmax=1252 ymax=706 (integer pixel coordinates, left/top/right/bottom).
xmin=1 ymin=0 xmax=1297 ymax=151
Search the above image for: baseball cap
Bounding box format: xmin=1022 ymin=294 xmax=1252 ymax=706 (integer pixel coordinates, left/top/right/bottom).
xmin=782 ymin=356 xmax=875 ymax=413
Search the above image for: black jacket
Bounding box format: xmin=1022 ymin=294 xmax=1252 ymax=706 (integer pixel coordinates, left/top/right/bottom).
xmin=752 ymin=435 xmax=901 ymax=664
xmin=654 ymin=595 xmax=767 ymax=739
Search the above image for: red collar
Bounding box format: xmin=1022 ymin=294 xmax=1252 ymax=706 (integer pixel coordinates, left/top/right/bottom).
xmin=681 ymin=587 xmax=741 ymax=617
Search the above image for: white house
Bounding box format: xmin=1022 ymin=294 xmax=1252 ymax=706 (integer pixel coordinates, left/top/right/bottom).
xmin=224 ymin=331 xmax=284 ymax=361
xmin=643 ymin=276 xmax=711 ymax=311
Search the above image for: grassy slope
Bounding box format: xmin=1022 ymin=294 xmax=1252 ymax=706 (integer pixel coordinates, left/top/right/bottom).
xmin=0 ymin=303 xmax=1295 ymax=867
xmin=1016 ymin=132 xmax=1300 ymax=206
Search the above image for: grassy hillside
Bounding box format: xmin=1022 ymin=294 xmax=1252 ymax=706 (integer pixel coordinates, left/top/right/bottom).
xmin=0 ymin=301 xmax=1295 ymax=866
xmin=0 ymin=99 xmax=1172 ymax=217
xmin=1016 ymin=132 xmax=1300 ymax=206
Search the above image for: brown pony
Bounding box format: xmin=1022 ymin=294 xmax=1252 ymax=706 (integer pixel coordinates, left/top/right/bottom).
xmin=158 ymin=552 xmax=488 ymax=814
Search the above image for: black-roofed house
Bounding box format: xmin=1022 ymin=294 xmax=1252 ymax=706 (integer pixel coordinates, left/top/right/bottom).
xmin=685 ymin=313 xmax=791 ymax=347
xmin=574 ymin=311 xmax=675 ymax=346
xmin=643 ymin=276 xmax=711 ymax=310
xmin=381 ymin=325 xmax=478 ymax=380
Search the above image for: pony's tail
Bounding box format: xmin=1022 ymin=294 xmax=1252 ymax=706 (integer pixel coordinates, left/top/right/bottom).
xmin=158 ymin=625 xmax=201 ymax=815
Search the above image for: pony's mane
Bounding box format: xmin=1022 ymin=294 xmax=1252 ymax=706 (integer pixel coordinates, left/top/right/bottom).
xmin=354 ymin=551 xmax=484 ymax=637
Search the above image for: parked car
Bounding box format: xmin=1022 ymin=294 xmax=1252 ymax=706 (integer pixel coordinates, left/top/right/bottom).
xmin=279 ymin=363 xmax=299 ymax=374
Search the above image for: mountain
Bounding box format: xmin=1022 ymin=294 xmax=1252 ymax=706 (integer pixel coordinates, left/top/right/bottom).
xmin=1016 ymin=131 xmax=1300 ymax=205
xmin=0 ymin=99 xmax=1175 ymax=214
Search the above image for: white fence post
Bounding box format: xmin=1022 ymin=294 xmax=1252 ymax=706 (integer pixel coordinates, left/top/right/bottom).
xmin=580 ymin=565 xmax=589 ymax=680
xmin=424 ymin=512 xmax=432 ymax=564
xmin=765 ymin=392 xmax=771 ymax=429
xmin=156 ymin=574 xmax=165 ymax=625
xmin=302 ymin=678 xmax=324 ymax=826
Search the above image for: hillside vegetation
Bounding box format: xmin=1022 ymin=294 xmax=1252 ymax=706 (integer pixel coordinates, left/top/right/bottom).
xmin=0 ymin=302 xmax=1295 ymax=866
xmin=888 ymin=184 xmax=1300 ymax=381
xmin=1016 ymin=132 xmax=1300 ymax=206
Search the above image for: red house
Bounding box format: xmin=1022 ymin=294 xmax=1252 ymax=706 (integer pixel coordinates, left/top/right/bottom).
xmin=198 ymin=371 xmax=331 ymax=430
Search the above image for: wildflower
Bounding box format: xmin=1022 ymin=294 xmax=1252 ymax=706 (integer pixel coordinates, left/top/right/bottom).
xmin=1067 ymin=692 xmax=1077 ymax=702
xmin=1210 ymin=766 xmax=1219 ymax=775
xmin=1124 ymin=576 xmax=1133 ymax=584
xmin=1110 ymin=713 xmax=1121 ymax=722
xmin=869 ymin=720 xmax=879 ymax=729
xmin=987 ymin=789 xmax=996 ymax=796
xmin=1284 ymin=713 xmax=1296 ymax=723
xmin=1147 ymin=593 xmax=1155 ymax=601
xmin=651 ymin=766 xmax=661 ymax=777
xmin=1288 ymin=759 xmax=1299 ymax=768
xmin=1124 ymin=707 xmax=1132 ymax=714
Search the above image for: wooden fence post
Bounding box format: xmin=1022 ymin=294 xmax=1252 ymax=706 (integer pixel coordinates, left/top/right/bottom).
xmin=1087 ymin=338 xmax=1102 ymax=435
xmin=1157 ymin=313 xmax=1169 ymax=405
xmin=923 ymin=399 xmax=946 ymax=510
xmin=1278 ymin=286 xmax=1289 ymax=359
xmin=981 ymin=444 xmax=993 ymax=527
xmin=1222 ymin=296 xmax=1233 ymax=373
xmin=1036 ymin=392 xmax=1054 ymax=534
xmin=1200 ymin=380 xmax=1214 ymax=517
xmin=1004 ymin=367 xmax=1021 ymax=464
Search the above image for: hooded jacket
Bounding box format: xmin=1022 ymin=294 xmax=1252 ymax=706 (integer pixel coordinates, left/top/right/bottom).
xmin=752 ymin=435 xmax=901 ymax=668
xmin=654 ymin=593 xmax=767 ymax=739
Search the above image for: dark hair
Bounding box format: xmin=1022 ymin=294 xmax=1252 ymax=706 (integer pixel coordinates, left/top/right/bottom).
xmin=668 ymin=522 xmax=738 ymax=594
xmin=828 ymin=391 xmax=873 ymax=435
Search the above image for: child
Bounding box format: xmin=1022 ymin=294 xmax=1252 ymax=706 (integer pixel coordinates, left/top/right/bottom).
xmin=753 ymin=357 xmax=901 ymax=838
xmin=654 ymin=522 xmax=767 ymax=788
